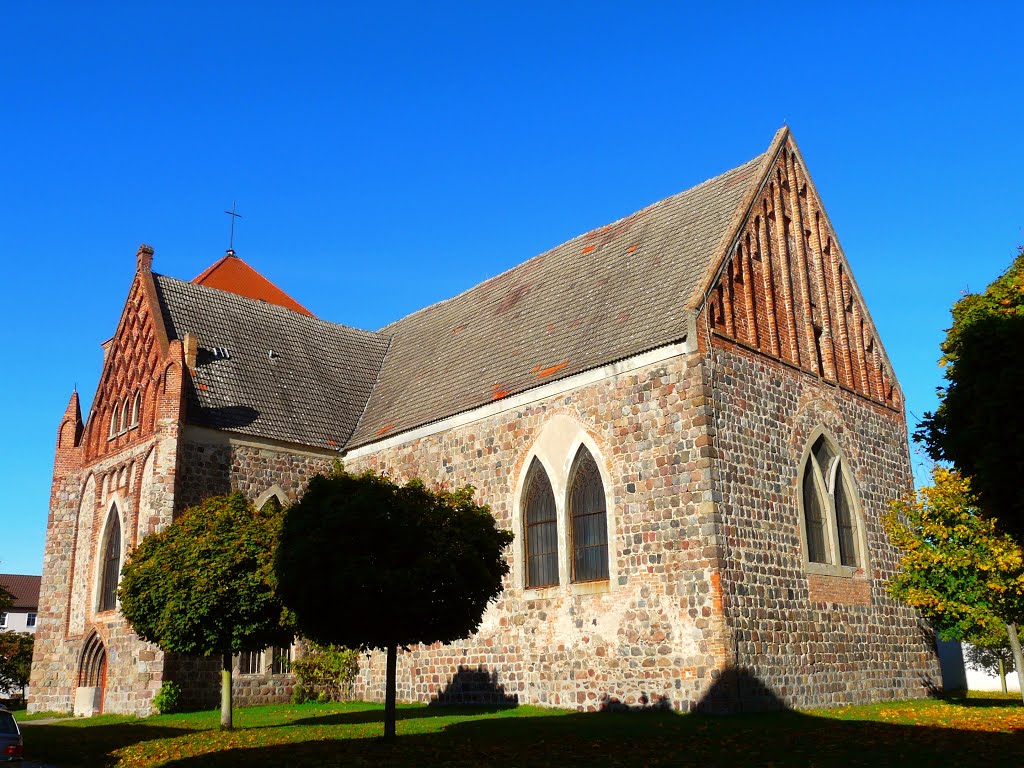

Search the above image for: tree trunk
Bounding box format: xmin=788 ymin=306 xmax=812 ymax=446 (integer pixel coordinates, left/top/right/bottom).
xmin=999 ymin=656 xmax=1007 ymax=694
xmin=1006 ymin=623 xmax=1024 ymax=703
xmin=384 ymin=643 xmax=397 ymax=741
xmin=221 ymin=652 xmax=234 ymax=730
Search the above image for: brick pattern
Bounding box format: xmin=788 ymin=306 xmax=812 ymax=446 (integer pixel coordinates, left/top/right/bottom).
xmin=30 ymin=276 xmax=187 ymax=716
xmin=705 ymin=341 xmax=941 ymax=709
xmin=704 ymin=137 xmax=899 ymax=410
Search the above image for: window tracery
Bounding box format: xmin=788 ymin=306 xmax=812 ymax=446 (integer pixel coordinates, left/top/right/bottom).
xmin=799 ymin=432 xmax=862 ymax=569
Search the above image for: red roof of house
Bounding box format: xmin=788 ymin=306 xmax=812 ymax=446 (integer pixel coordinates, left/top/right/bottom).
xmin=192 ymin=251 xmax=313 ymax=316
xmin=0 ymin=575 xmax=40 ymax=610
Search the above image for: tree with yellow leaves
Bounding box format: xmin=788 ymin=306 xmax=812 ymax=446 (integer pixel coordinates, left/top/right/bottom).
xmin=884 ymin=468 xmax=1024 ymax=699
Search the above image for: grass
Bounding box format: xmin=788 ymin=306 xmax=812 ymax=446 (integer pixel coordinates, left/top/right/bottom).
xmin=6 ymin=705 xmax=73 ymax=722
xmin=18 ymin=693 xmax=1024 ymax=768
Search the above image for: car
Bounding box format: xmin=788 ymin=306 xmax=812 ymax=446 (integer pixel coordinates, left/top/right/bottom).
xmin=0 ymin=706 xmax=22 ymax=762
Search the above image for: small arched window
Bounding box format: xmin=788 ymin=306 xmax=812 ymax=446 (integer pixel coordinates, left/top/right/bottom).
xmin=120 ymin=400 xmax=130 ymax=434
xmin=98 ymin=505 xmax=122 ymax=611
xmin=130 ymin=391 xmax=141 ymax=428
xmin=108 ymin=407 xmax=118 ymax=438
xmin=523 ymin=458 xmax=558 ymax=588
xmin=801 ymin=433 xmax=861 ymax=567
xmin=568 ymin=446 xmax=609 ymax=582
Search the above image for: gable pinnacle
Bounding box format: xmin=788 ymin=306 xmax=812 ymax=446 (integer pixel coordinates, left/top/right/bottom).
xmin=137 ymin=243 xmax=155 ymax=272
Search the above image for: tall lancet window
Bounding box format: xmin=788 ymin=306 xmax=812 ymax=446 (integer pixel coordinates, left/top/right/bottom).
xmin=568 ymin=446 xmax=609 ymax=582
xmin=800 ymin=432 xmax=861 ymax=568
xmin=523 ymin=459 xmax=558 ymax=588
xmin=98 ymin=505 xmax=122 ymax=611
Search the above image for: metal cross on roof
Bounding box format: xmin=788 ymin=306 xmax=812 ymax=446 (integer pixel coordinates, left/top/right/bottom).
xmin=224 ymin=201 xmax=242 ymax=253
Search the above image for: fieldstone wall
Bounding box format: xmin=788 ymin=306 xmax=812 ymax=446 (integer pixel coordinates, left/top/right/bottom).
xmin=707 ymin=342 xmax=941 ymax=709
xmin=162 ymin=433 xmax=336 ymax=708
xmin=30 ymin=434 xmax=176 ymax=716
xmin=346 ymin=350 xmax=727 ymax=712
xmin=177 ymin=430 xmax=336 ymax=510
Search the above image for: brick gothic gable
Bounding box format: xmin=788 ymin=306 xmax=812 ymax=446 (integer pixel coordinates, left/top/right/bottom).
xmin=696 ymin=131 xmax=900 ymax=410
xmin=82 ymin=246 xmax=172 ymax=462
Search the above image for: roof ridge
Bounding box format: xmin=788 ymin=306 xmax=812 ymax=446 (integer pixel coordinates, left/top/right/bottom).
xmin=154 ymin=273 xmax=385 ymax=341
xmin=377 ymin=151 xmax=767 ymax=334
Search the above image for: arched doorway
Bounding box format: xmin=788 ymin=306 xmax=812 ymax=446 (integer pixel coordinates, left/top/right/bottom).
xmin=74 ymin=631 xmax=107 ymax=716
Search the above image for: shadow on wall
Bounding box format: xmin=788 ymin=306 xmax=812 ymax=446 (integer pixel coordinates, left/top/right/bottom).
xmin=599 ymin=692 xmax=673 ymax=712
xmin=694 ymin=666 xmax=789 ymax=714
xmin=428 ymin=665 xmax=519 ymax=708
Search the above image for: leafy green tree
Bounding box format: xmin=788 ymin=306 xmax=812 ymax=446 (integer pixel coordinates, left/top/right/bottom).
xmin=916 ymin=248 xmax=1024 ymax=543
xmin=883 ymin=468 xmax=1024 ymax=699
xmin=118 ymin=492 xmax=291 ymax=729
xmin=276 ymin=467 xmax=513 ymax=740
xmin=0 ymin=632 xmax=33 ymax=699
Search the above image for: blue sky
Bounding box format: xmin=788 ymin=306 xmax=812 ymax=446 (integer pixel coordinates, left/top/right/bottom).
xmin=2 ymin=3 xmax=1022 ymax=575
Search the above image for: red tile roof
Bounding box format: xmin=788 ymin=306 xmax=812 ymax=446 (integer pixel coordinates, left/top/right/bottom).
xmin=0 ymin=575 xmax=40 ymax=609
xmin=192 ymin=251 xmax=314 ymax=316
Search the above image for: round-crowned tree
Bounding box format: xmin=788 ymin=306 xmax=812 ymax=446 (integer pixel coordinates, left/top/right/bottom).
xmin=118 ymin=492 xmax=291 ymax=728
xmin=275 ymin=467 xmax=513 ymax=740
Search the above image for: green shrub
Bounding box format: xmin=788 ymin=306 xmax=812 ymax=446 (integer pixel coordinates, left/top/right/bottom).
xmin=291 ymin=643 xmax=359 ymax=702
xmin=152 ymin=681 xmax=182 ymax=714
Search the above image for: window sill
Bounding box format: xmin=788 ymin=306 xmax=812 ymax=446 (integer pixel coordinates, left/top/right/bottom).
xmin=570 ymin=579 xmax=611 ymax=596
xmin=804 ymin=561 xmax=864 ymax=578
xmin=523 ymin=585 xmax=560 ymax=600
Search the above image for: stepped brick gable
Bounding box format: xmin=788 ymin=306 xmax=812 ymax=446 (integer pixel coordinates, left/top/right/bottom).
xmin=32 ymin=129 xmax=941 ymax=717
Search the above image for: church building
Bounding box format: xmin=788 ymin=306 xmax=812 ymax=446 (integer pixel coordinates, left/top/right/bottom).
xmin=30 ymin=128 xmax=941 ymax=715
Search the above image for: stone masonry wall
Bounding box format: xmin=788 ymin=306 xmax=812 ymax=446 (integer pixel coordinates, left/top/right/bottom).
xmin=168 ymin=433 xmax=336 ymax=709
xmin=31 ymin=432 xmax=178 ymax=716
xmin=707 ymin=341 xmax=941 ymax=710
xmin=345 ymin=351 xmax=727 ymax=712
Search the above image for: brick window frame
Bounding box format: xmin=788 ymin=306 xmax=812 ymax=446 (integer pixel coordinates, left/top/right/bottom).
xmin=796 ymin=427 xmax=868 ymax=578
xmin=96 ymin=501 xmax=124 ymax=612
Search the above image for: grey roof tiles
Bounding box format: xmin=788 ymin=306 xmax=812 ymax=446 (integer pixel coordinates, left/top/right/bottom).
xmin=152 ymin=275 xmax=389 ymax=450
xmin=152 ymin=150 xmax=765 ymax=452
xmin=347 ymin=154 xmax=764 ymax=446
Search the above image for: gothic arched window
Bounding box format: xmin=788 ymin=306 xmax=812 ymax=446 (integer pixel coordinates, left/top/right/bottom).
xmin=120 ymin=400 xmax=130 ymax=434
xmin=800 ymin=432 xmax=861 ymax=567
xmin=130 ymin=391 xmax=141 ymax=428
xmin=108 ymin=407 xmax=118 ymax=439
xmin=98 ymin=505 xmax=122 ymax=611
xmin=568 ymin=446 xmax=609 ymax=582
xmin=523 ymin=458 xmax=558 ymax=588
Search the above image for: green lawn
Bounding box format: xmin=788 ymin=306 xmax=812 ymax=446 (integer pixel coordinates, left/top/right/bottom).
xmin=19 ymin=693 xmax=1024 ymax=768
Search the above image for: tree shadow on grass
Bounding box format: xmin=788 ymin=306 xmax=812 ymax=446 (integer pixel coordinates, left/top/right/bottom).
xmin=284 ymin=665 xmax=518 ymax=728
xmin=23 ymin=721 xmax=197 ymax=768
xmin=941 ymin=695 xmax=1024 ymax=708
xmin=155 ymin=707 xmax=1024 ymax=768
xmin=284 ymin=702 xmax=514 ymax=728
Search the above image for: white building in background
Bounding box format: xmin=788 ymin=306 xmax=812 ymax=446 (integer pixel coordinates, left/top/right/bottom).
xmin=0 ymin=574 xmax=40 ymax=635
xmin=0 ymin=574 xmax=40 ymax=700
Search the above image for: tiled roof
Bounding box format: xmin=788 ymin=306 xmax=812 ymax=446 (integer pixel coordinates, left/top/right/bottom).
xmin=152 ymin=275 xmax=389 ymax=450
xmin=0 ymin=575 xmax=40 ymax=610
xmin=192 ymin=252 xmax=314 ymax=316
xmin=346 ymin=153 xmax=764 ymax=446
